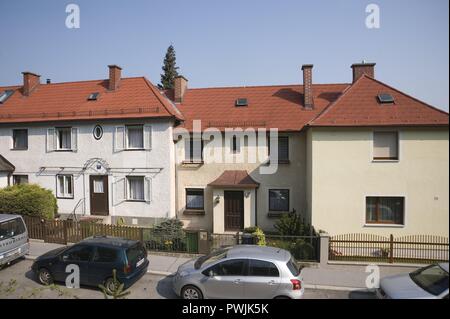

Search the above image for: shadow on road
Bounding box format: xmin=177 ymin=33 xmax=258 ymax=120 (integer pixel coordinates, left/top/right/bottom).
xmin=349 ymin=290 xmax=377 ymax=299
xmin=156 ymin=275 xmax=178 ymax=299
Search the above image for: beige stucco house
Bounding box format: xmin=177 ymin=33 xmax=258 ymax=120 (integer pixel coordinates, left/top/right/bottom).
xmin=166 ymin=63 xmax=449 ymax=236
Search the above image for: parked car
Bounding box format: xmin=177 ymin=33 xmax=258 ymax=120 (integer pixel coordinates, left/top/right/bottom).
xmin=31 ymin=236 xmax=148 ymax=293
xmin=377 ymin=263 xmax=449 ymax=299
xmin=173 ymin=245 xmax=304 ymax=299
xmin=0 ymin=214 xmax=29 ymax=267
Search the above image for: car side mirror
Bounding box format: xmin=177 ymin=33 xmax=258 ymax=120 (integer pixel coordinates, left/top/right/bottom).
xmin=62 ymin=255 xmax=68 ymax=262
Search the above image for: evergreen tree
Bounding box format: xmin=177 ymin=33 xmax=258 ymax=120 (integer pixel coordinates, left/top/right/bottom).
xmin=160 ymin=45 xmax=179 ymax=89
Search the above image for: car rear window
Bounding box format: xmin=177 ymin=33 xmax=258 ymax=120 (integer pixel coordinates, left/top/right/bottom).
xmin=286 ymin=257 xmax=300 ymax=276
xmin=0 ymin=218 xmax=26 ymax=241
xmin=410 ymin=264 xmax=449 ymax=296
xmin=126 ymin=242 xmax=146 ymax=264
xmin=94 ymin=247 xmax=118 ymax=263
xmin=248 ymin=259 xmax=279 ymax=277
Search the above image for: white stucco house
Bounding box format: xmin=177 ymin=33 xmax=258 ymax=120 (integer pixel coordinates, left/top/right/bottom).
xmin=0 ymin=65 xmax=183 ymax=225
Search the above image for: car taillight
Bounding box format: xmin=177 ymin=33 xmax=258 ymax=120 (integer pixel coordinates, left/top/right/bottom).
xmin=291 ymin=279 xmax=302 ymax=290
xmin=124 ymin=263 xmax=131 ymax=274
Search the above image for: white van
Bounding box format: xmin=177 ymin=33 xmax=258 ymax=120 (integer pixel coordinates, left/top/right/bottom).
xmin=0 ymin=214 xmax=29 ymax=266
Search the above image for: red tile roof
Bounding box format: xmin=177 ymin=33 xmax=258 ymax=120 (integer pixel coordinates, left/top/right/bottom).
xmin=0 ymin=77 xmax=183 ymax=124
xmin=174 ymin=84 xmax=349 ymax=132
xmin=309 ymin=75 xmax=449 ymax=127
xmin=208 ymin=170 xmax=260 ymax=188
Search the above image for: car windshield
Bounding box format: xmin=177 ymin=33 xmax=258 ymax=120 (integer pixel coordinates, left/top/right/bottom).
xmin=0 ymin=218 xmax=25 ymax=241
xmin=194 ymin=248 xmax=229 ymax=269
xmin=286 ymin=257 xmax=301 ymax=276
xmin=410 ymin=264 xmax=449 ymax=296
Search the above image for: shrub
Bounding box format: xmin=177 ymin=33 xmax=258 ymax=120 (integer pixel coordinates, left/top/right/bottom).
xmin=0 ymin=184 xmax=57 ymax=219
xmin=244 ymin=226 xmax=266 ymax=246
xmin=273 ymin=211 xmax=315 ymax=236
xmin=153 ymin=218 xmax=184 ymax=237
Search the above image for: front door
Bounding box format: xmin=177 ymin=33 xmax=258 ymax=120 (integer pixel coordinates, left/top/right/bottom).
xmin=224 ymin=191 xmax=244 ymax=231
xmin=90 ymin=175 xmax=109 ymax=216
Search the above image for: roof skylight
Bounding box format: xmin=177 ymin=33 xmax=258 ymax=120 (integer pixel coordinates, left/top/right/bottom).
xmin=88 ymin=92 xmax=100 ymax=101
xmin=0 ymin=90 xmax=14 ymax=104
xmin=235 ymin=98 xmax=248 ymax=107
xmin=377 ymin=93 xmax=395 ymax=104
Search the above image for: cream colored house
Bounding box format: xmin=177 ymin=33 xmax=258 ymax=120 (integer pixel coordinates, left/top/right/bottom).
xmin=167 ymin=63 xmax=449 ymax=236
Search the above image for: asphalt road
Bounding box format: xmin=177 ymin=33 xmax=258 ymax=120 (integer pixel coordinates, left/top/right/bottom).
xmin=0 ymin=259 xmax=375 ymax=299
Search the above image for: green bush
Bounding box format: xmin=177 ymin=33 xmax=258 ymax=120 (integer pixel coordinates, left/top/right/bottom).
xmin=273 ymin=211 xmax=315 ymax=236
xmin=244 ymin=226 xmax=266 ymax=246
xmin=0 ymin=184 xmax=57 ymax=219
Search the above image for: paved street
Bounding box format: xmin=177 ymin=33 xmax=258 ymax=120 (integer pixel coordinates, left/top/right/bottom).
xmin=0 ymin=259 xmax=375 ymax=299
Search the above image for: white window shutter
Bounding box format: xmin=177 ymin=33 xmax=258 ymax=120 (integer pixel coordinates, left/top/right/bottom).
xmin=113 ymin=177 xmax=126 ymax=205
xmin=144 ymin=125 xmax=152 ymax=150
xmin=46 ymin=128 xmax=55 ymax=152
xmin=144 ymin=177 xmax=152 ymax=203
xmin=114 ymin=126 xmax=125 ymax=152
xmin=71 ymin=128 xmax=78 ymax=152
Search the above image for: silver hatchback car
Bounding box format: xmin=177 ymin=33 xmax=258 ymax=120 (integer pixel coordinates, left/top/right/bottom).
xmin=173 ymin=245 xmax=304 ymax=299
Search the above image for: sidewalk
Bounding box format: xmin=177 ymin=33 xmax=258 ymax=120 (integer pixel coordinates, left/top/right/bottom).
xmin=27 ymin=240 xmax=418 ymax=290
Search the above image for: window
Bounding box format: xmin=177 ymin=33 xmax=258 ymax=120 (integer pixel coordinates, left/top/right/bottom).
xmin=93 ymin=125 xmax=103 ymax=140
xmin=186 ymin=189 xmax=204 ymax=210
xmin=248 ymin=259 xmax=279 ymax=277
xmin=377 ymin=93 xmax=395 ymax=104
xmin=232 ymin=136 xmax=240 ymax=153
xmin=57 ymin=175 xmax=74 ymax=198
xmin=235 ymin=98 xmax=248 ymax=107
xmin=63 ymin=245 xmax=93 ymax=262
xmin=127 ymin=176 xmax=144 ymax=201
xmin=13 ymin=175 xmax=28 ymax=185
xmin=12 ymin=129 xmax=28 ymax=150
xmin=93 ymin=247 xmax=118 ymax=263
xmin=373 ymin=132 xmax=398 ymax=160
xmin=286 ymin=257 xmax=300 ymax=276
xmin=366 ymin=197 xmax=404 ymax=225
xmin=184 ymin=137 xmax=203 ymax=162
xmin=269 ymin=189 xmax=289 ymax=212
xmin=0 ymin=218 xmax=26 ymax=241
xmin=410 ymin=265 xmax=449 ymax=296
xmin=0 ymin=90 xmax=14 ymax=104
xmin=126 ymin=125 xmax=144 ymax=149
xmin=269 ymin=136 xmax=289 ymax=162
xmin=56 ymin=127 xmax=72 ymax=150
xmin=206 ymin=259 xmax=246 ymax=277
xmin=88 ymin=92 xmax=100 ymax=101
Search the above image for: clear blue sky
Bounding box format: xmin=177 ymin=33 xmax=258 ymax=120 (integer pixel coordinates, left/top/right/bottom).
xmin=0 ymin=0 xmax=448 ymax=111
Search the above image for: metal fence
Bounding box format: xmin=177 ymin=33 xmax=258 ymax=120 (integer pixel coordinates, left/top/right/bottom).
xmin=209 ymin=233 xmax=320 ymax=262
xmin=329 ymin=233 xmax=449 ymax=264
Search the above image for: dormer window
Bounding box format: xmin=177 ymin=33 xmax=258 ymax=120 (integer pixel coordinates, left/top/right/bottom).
xmin=377 ymin=93 xmax=394 ymax=104
xmin=88 ymin=92 xmax=100 ymax=101
xmin=0 ymin=90 xmax=14 ymax=104
xmin=235 ymin=98 xmax=248 ymax=107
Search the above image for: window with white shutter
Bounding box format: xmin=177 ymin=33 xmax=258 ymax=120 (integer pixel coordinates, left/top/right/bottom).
xmin=114 ymin=126 xmax=125 ymax=152
xmin=373 ymin=132 xmax=399 ymax=160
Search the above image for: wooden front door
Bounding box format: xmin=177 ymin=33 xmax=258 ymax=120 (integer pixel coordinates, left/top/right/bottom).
xmin=224 ymin=191 xmax=244 ymax=231
xmin=90 ymin=175 xmax=109 ymax=216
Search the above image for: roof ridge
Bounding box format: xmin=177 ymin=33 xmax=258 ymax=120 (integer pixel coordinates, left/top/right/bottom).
xmin=0 ymin=76 xmax=146 ymax=88
xmin=186 ymin=83 xmax=350 ymax=91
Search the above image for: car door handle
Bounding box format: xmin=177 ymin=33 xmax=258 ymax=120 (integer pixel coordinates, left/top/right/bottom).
xmin=267 ymin=280 xmax=276 ymax=285
xmin=234 ymin=279 xmax=242 ymax=284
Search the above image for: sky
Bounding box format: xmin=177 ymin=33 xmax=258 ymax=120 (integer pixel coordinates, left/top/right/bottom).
xmin=0 ymin=0 xmax=448 ymax=111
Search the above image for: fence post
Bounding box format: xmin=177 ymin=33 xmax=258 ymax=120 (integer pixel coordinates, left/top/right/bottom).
xmin=319 ymin=232 xmax=330 ymax=266
xmin=63 ymin=221 xmax=68 ymax=245
xmin=139 ymin=228 xmax=144 ymax=243
xmin=389 ymin=234 xmax=394 ymax=264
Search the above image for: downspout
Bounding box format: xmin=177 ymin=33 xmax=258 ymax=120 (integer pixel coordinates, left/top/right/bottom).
xmin=174 ymin=140 xmax=179 ymax=219
xmin=255 ymin=186 xmax=258 ymax=228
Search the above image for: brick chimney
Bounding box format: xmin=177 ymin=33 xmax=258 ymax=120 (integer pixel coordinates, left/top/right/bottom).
xmin=22 ymin=72 xmax=40 ymax=96
xmin=108 ymin=65 xmax=122 ymax=91
xmin=302 ymin=64 xmax=314 ymax=109
xmin=351 ymin=62 xmax=376 ymax=83
xmin=174 ymin=75 xmax=188 ymax=103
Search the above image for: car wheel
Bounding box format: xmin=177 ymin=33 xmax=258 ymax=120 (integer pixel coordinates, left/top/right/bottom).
xmin=181 ymin=285 xmax=203 ymax=299
xmin=104 ymin=277 xmax=120 ymax=295
xmin=274 ymin=296 xmax=290 ymax=299
xmin=38 ymin=268 xmax=53 ymax=286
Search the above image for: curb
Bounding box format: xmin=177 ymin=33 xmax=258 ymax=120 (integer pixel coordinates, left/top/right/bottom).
xmin=303 ymin=284 xmax=370 ymax=292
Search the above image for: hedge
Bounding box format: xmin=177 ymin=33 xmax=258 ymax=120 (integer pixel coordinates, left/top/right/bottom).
xmin=0 ymin=184 xmax=57 ymax=219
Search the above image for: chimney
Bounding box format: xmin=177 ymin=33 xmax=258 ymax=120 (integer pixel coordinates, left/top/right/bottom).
xmin=108 ymin=65 xmax=122 ymax=91
xmin=174 ymin=75 xmax=188 ymax=103
xmin=22 ymin=72 xmax=41 ymax=96
xmin=302 ymin=64 xmax=314 ymax=109
xmin=351 ymin=62 xmax=376 ymax=83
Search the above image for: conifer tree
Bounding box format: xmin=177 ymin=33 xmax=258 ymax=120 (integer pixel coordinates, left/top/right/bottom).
xmin=160 ymin=45 xmax=179 ymax=89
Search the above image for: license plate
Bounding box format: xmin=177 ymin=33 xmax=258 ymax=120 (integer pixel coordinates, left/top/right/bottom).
xmin=136 ymin=258 xmax=144 ymax=267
